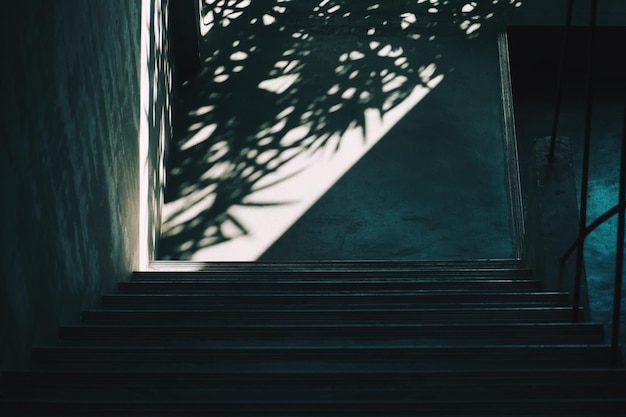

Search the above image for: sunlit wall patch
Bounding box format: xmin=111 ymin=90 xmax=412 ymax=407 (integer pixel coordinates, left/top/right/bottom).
xmin=139 ymin=0 xmax=172 ymax=269
xmin=158 ymin=0 xmax=524 ymax=261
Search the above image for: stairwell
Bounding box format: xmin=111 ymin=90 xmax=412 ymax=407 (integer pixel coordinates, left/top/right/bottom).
xmin=1 ymin=261 xmax=625 ymax=416
xmin=2 ymin=1 xmax=626 ymax=415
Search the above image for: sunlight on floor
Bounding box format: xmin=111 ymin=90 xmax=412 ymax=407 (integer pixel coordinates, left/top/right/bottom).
xmin=138 ymin=0 xmax=155 ymax=270
xmin=157 ymin=0 xmax=524 ymax=261
xmin=139 ymin=0 xmax=171 ymax=269
xmin=175 ymin=70 xmax=442 ymax=261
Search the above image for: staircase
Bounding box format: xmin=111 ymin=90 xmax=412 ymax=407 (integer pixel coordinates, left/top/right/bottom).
xmin=1 ymin=261 xmax=625 ymax=416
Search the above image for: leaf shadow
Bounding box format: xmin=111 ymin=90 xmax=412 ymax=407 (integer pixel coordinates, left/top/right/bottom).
xmin=158 ymin=0 xmax=521 ymax=259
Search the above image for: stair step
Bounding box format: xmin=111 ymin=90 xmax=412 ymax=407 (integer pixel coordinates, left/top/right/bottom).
xmin=6 ymin=261 xmax=624 ymax=415
xmin=120 ymin=279 xmax=542 ymax=293
xmin=58 ymin=322 xmax=605 ymax=346
xmin=80 ymin=307 xmax=579 ymax=324
xmin=2 ymin=398 xmax=625 ymax=417
xmin=31 ymin=345 xmax=614 ymax=371
xmin=104 ymin=292 xmax=570 ymax=307
xmin=143 ymin=261 xmax=531 ymax=277
xmin=3 ymin=369 xmax=626 ymax=402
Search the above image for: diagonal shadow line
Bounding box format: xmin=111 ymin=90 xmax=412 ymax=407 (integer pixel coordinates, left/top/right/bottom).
xmin=158 ymin=0 xmax=522 ymax=260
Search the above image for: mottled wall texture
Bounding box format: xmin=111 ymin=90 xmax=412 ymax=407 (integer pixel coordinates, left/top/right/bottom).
xmin=0 ymin=0 xmax=143 ymax=369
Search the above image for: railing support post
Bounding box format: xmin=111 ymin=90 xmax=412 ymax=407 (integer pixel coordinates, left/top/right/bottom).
xmin=548 ymin=0 xmax=575 ymax=162
xmin=572 ymin=0 xmax=597 ymax=322
xmin=611 ymin=85 xmax=626 ymax=367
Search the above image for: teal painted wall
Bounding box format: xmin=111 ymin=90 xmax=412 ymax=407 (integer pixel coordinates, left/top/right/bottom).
xmin=0 ymin=0 xmax=143 ymax=370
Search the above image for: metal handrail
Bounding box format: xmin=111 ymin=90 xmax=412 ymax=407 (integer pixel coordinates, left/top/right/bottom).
xmin=550 ymin=0 xmax=625 ymax=367
xmin=561 ymin=200 xmax=626 ymax=263
xmin=548 ymin=0 xmax=575 ymax=161
xmin=612 ymin=97 xmax=626 ymax=367
xmin=570 ymin=0 xmax=596 ymax=324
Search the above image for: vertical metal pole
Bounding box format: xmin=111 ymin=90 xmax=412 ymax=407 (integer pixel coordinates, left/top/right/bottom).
xmin=548 ymin=0 xmax=575 ymax=162
xmin=572 ymin=0 xmax=597 ymax=322
xmin=611 ymin=90 xmax=626 ymax=367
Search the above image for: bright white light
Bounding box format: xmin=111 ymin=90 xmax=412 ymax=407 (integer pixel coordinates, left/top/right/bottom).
xmin=214 ymin=74 xmax=230 ymax=83
xmin=180 ymin=123 xmax=217 ymax=151
xmin=341 ymin=87 xmax=357 ymax=100
xmin=277 ymin=106 xmax=295 ymax=118
xmin=258 ymin=74 xmax=300 ymax=94
xmin=377 ymin=44 xmax=404 ymax=58
xmin=138 ymin=0 xmax=152 ymax=270
xmin=230 ymin=51 xmax=248 ymax=61
xmin=466 ymin=23 xmax=481 ymax=35
xmin=191 ymin=105 xmax=215 ymax=116
xmin=401 ymin=12 xmax=417 ymax=30
xmin=328 ymin=5 xmax=341 ymax=13
xmin=420 ymin=63 xmax=437 ymax=82
xmin=262 ymin=14 xmax=276 ymax=25
xmin=187 ymin=70 xmax=444 ymax=261
xmin=462 ymin=2 xmax=477 ymax=13
xmin=162 ymin=185 xmax=218 ymax=235
xmin=281 ymin=124 xmax=312 ymax=146
xmin=382 ymin=75 xmax=408 ymax=93
xmin=349 ymin=51 xmax=365 ymax=60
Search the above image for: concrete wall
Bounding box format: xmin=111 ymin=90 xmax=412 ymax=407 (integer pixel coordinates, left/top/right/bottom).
xmin=0 ymin=0 xmax=145 ymax=370
xmin=140 ymin=0 xmax=174 ymax=268
xmin=509 ymin=0 xmax=626 ymax=26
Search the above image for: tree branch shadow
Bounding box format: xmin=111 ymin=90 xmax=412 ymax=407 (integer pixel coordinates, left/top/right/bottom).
xmin=158 ymin=0 xmax=522 ymax=259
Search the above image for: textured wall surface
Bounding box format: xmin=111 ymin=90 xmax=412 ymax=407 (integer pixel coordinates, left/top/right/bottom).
xmin=0 ymin=0 xmax=142 ymax=369
xmin=508 ymin=0 xmax=626 ymax=26
xmin=140 ymin=0 xmax=173 ymax=267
